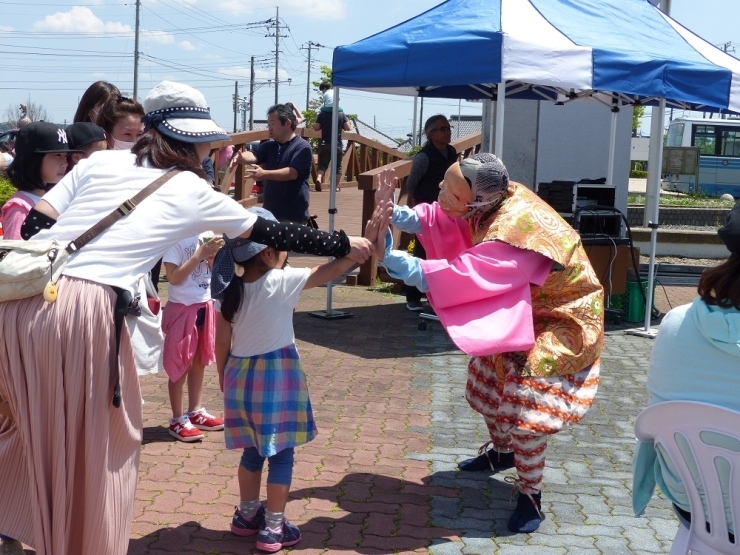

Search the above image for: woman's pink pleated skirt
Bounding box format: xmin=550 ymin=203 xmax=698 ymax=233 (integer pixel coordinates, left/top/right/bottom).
xmin=0 ymin=276 xmax=143 ymax=555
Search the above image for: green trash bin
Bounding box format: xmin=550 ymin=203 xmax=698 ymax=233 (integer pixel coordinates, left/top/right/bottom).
xmin=608 ymin=279 xmax=657 ymax=323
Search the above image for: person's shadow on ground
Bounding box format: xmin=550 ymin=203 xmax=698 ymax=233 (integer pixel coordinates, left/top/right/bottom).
xmin=127 ymin=470 xmax=521 ymax=554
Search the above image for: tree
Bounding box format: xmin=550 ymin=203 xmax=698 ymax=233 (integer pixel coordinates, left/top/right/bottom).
xmin=4 ymin=101 xmax=48 ymax=126
xmin=632 ymin=105 xmax=645 ymax=137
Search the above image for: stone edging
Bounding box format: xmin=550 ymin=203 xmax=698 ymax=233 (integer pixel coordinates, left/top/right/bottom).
xmin=627 ymin=206 xmax=729 ymax=228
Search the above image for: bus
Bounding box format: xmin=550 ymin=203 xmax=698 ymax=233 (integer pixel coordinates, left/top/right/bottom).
xmin=662 ymin=117 xmax=740 ymax=197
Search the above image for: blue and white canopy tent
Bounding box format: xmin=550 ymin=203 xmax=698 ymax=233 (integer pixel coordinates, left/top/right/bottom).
xmin=317 ymin=0 xmax=740 ymax=330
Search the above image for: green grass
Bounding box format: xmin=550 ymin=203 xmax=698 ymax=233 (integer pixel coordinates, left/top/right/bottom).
xmin=0 ymin=174 xmax=14 ymax=208
xmin=628 ymin=192 xmax=736 ymax=208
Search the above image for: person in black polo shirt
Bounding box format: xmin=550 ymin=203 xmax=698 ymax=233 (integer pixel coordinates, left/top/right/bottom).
xmin=403 ymin=114 xmax=458 ymax=311
xmin=232 ymin=104 xmax=313 ymax=223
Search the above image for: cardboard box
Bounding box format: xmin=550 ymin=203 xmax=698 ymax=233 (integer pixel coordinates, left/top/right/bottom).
xmin=584 ymin=245 xmax=639 ymax=297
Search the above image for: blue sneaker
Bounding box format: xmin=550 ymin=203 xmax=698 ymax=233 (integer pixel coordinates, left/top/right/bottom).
xmin=231 ymin=504 xmax=265 ymax=537
xmin=256 ymin=519 xmax=301 ymax=552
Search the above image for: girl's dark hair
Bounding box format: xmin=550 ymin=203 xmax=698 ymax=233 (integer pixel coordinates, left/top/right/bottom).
xmin=6 ymin=151 xmax=45 ymax=192
xmin=132 ymin=129 xmax=207 ymax=179
xmin=73 ymin=81 xmax=121 ymax=125
xmin=220 ymin=256 xmax=267 ymax=322
xmin=697 ymin=254 xmax=740 ymax=310
xmin=99 ymin=96 xmax=145 ymax=135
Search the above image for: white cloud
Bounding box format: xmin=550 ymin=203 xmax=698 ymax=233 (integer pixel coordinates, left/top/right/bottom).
xmin=178 ymin=40 xmax=198 ymax=51
xmin=32 ymin=6 xmax=132 ymax=35
xmin=141 ymin=30 xmax=175 ymax=44
xmin=210 ymin=0 xmax=346 ymax=20
xmin=0 ymin=26 xmax=13 ymax=32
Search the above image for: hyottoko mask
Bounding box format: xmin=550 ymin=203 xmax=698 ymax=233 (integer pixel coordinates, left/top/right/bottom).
xmin=438 ymin=153 xmax=510 ymax=220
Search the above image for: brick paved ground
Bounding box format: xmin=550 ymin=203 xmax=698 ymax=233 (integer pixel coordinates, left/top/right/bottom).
xmin=119 ymin=279 xmax=700 ymax=555
xmin=18 ymin=188 xmax=704 ymax=554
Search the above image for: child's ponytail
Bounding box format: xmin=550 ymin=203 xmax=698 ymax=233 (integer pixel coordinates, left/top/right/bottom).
xmin=220 ymin=264 xmax=245 ymax=323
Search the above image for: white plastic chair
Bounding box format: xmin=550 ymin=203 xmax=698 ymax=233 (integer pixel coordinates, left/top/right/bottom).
xmin=635 ymin=401 xmax=740 ymax=554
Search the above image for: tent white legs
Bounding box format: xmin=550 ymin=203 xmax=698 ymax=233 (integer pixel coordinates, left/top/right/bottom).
xmin=310 ymin=86 xmax=352 ymax=320
xmin=481 ymin=99 xmax=494 ymax=153
xmin=494 ymin=82 xmax=505 ymax=158
xmin=636 ymin=99 xmax=666 ymax=335
xmin=607 ymin=108 xmax=618 ymax=185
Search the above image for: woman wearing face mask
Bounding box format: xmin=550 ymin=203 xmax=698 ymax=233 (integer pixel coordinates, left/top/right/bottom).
xmin=99 ymin=96 xmax=145 ymax=150
xmin=370 ymin=154 xmax=604 ymax=535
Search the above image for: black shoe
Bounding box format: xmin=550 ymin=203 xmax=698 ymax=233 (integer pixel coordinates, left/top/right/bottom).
xmin=507 ymin=492 xmax=543 ymax=533
xmin=315 ymin=182 xmax=322 ymax=192
xmin=458 ymin=450 xmax=515 ymax=472
xmin=406 ymin=300 xmax=426 ymax=312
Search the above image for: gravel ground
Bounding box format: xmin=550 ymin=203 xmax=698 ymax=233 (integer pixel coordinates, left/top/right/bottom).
xmin=659 ymin=224 xmax=720 ymax=232
xmin=639 ymin=255 xmax=721 ymax=267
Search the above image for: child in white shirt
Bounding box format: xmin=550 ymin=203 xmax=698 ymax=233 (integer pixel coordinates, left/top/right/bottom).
xmin=162 ymin=232 xmax=225 ymax=442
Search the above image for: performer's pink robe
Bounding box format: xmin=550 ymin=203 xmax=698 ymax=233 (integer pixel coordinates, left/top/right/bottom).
xmin=414 ymin=202 xmax=552 ymax=357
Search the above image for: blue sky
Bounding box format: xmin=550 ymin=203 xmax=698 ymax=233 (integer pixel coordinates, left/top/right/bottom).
xmin=0 ymin=0 xmax=737 ymax=139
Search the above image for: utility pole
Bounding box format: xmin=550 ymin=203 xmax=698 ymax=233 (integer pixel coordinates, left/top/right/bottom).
xmin=233 ymin=81 xmax=238 ymax=133
xmin=266 ymin=8 xmax=287 ymax=106
xmin=133 ymin=0 xmax=141 ymax=101
xmin=274 ymin=8 xmax=279 ymax=105
xmin=249 ymin=56 xmax=255 ymax=130
xmin=302 ymin=41 xmax=324 ymax=111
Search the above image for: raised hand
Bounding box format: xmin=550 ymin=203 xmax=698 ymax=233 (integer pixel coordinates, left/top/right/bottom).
xmin=365 ymin=200 xmax=393 ymax=261
xmin=374 ymin=168 xmax=397 ymax=209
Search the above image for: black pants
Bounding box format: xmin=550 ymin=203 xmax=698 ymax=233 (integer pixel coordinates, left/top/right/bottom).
xmin=405 ymin=238 xmax=426 ymax=303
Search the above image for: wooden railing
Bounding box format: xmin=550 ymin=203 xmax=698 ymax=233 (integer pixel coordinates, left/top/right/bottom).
xmin=208 ymin=128 xmax=409 ymax=207
xmin=356 ymin=132 xmax=482 ymax=285
xmin=208 ymin=128 xmax=481 ymax=287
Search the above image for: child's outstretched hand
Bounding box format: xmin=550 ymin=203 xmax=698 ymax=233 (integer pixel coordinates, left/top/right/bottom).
xmin=346 ymin=236 xmax=373 ymax=264
xmin=365 ymin=200 xmax=393 ymax=261
xmin=374 ymin=168 xmax=397 ymax=209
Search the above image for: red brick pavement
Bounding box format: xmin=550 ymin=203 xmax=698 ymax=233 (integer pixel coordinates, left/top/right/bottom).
xmin=17 ymin=187 xmax=701 ymax=554
xmin=128 ymin=284 xmax=461 ymax=555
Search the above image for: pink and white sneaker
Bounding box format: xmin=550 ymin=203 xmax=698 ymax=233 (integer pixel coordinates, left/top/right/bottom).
xmin=188 ymin=407 xmax=225 ymax=431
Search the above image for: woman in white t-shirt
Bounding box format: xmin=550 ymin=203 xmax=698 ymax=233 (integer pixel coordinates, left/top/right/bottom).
xmin=162 ymin=232 xmax=226 ymax=442
xmin=0 ymin=80 xmax=372 ymax=555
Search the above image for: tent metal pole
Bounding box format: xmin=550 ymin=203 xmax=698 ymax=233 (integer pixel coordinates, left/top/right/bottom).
xmin=310 ymin=86 xmax=352 ymax=320
xmin=494 ymin=82 xmax=505 ymax=158
xmin=641 ymin=98 xmax=666 ymax=335
xmin=481 ymin=100 xmax=493 ymax=153
xmin=411 ymin=96 xmax=418 ymax=147
xmin=607 ymin=107 xmax=618 ymax=185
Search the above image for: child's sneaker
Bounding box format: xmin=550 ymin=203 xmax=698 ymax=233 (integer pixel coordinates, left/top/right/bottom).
xmin=231 ymin=504 xmax=265 ymax=537
xmin=188 ymin=407 xmax=224 ymax=431
xmin=256 ymin=519 xmax=301 ymax=552
xmin=168 ymin=415 xmax=204 ymax=442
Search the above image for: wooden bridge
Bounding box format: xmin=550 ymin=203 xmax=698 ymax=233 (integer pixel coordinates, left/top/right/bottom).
xmin=209 ymin=129 xmax=482 ymax=285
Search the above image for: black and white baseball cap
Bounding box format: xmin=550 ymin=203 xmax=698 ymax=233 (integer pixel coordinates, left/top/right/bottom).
xmin=15 ymin=121 xmax=82 ymax=155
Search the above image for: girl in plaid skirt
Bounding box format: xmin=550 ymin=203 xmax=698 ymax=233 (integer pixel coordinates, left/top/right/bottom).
xmin=211 ymin=206 xmax=373 ymax=553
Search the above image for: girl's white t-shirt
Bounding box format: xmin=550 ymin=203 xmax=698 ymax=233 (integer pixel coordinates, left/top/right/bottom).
xmin=35 ymin=150 xmax=256 ymax=291
xmin=163 ymin=232 xmax=214 ymax=305
xmin=230 ymin=266 xmax=311 ymax=358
